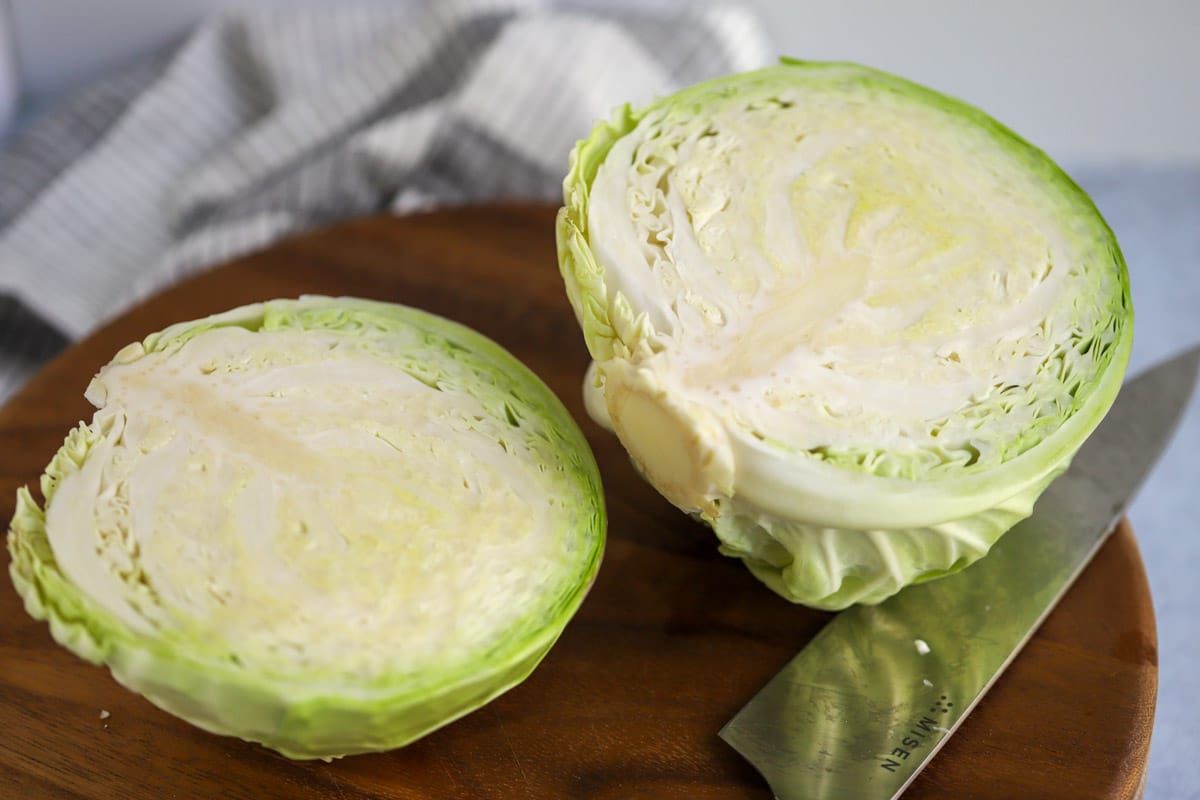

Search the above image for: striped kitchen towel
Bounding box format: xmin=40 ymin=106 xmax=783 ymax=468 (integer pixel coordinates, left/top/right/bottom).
xmin=0 ymin=0 xmax=770 ymax=404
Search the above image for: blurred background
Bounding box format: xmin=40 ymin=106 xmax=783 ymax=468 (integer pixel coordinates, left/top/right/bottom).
xmin=1 ymin=0 xmax=1197 ymax=164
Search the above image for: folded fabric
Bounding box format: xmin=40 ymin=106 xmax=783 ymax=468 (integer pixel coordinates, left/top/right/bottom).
xmin=0 ymin=0 xmax=770 ymax=403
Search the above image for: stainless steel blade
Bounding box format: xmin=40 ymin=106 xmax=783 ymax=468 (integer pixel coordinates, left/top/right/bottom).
xmin=719 ymin=346 xmax=1200 ymax=800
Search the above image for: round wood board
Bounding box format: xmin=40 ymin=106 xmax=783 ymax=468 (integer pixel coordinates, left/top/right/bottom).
xmin=0 ymin=205 xmax=1156 ymax=800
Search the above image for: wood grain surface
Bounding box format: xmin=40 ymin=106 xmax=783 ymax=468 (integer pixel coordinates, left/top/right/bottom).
xmin=0 ymin=205 xmax=1156 ymax=799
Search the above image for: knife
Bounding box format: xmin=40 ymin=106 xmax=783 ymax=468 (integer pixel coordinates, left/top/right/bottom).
xmin=719 ymin=345 xmax=1200 ymax=800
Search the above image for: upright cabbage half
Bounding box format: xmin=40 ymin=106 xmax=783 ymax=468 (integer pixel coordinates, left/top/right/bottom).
xmin=7 ymin=297 xmax=605 ymax=759
xmin=557 ymin=60 xmax=1131 ymax=610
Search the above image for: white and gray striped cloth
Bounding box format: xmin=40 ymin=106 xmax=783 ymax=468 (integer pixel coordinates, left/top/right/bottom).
xmin=0 ymin=0 xmax=771 ymax=404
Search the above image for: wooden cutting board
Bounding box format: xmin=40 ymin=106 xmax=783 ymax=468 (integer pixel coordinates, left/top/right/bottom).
xmin=0 ymin=205 xmax=1156 ymax=800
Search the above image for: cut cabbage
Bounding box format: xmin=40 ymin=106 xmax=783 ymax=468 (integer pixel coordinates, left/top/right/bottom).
xmin=7 ymin=296 xmax=605 ymax=759
xmin=557 ymin=60 xmax=1130 ymax=610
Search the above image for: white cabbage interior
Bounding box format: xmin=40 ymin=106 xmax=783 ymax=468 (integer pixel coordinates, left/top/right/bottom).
xmin=45 ymin=327 xmax=568 ymax=682
xmin=587 ymin=84 xmax=1115 ymax=478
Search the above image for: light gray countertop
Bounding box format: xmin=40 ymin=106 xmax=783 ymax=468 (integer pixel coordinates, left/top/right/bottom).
xmin=1071 ymin=164 xmax=1200 ymax=798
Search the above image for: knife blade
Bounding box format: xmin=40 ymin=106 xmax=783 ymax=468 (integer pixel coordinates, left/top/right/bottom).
xmin=719 ymin=345 xmax=1200 ymax=800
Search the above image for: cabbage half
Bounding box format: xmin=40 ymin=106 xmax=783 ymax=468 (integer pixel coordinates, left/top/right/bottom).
xmin=557 ymin=60 xmax=1131 ymax=610
xmin=7 ymin=296 xmax=605 ymax=759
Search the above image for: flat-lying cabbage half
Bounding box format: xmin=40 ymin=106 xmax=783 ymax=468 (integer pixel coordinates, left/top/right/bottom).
xmin=7 ymin=296 xmax=605 ymax=759
xmin=557 ymin=60 xmax=1131 ymax=610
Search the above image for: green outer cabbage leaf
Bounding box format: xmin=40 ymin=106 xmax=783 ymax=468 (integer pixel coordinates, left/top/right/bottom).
xmin=8 ymin=296 xmax=606 ymax=759
xmin=557 ymin=60 xmax=1132 ymax=610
